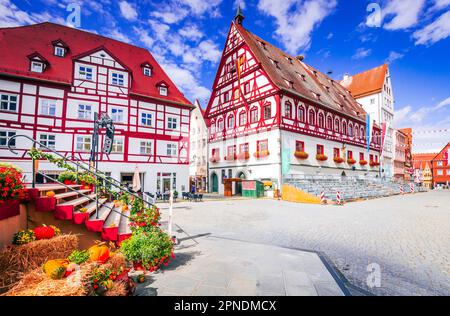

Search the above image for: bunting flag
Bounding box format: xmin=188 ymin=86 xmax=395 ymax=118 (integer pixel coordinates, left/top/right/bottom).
xmin=380 ymin=122 xmax=389 ymax=156
xmin=366 ymin=114 xmax=372 ymax=152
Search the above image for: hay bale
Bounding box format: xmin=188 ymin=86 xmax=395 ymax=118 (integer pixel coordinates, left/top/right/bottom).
xmin=0 ymin=234 xmax=78 ymax=293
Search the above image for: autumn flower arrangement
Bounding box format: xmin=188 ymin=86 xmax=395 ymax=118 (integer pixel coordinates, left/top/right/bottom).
xmin=316 ymin=154 xmax=328 ymax=161
xmin=237 ymin=152 xmax=250 ymax=160
xmin=370 ymin=161 xmax=380 ymax=167
xmin=254 ymin=150 xmax=270 ymax=158
xmin=359 ymin=160 xmax=368 ymax=166
xmin=12 ymin=224 xmax=61 ymax=245
xmin=347 ymin=158 xmax=357 ymax=165
xmin=333 ymin=156 xmax=344 ymax=163
xmin=224 ymin=153 xmax=237 ymax=161
xmin=209 ymin=154 xmax=220 ymax=163
xmin=295 ymin=151 xmax=309 ymax=159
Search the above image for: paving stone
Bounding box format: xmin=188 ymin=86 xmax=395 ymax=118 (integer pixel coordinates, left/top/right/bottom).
xmin=193 ymin=285 xmax=227 ymax=296
xmin=313 ymin=281 xmax=345 ymax=296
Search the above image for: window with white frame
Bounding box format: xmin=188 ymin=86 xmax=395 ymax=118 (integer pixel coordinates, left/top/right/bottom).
xmin=0 ymin=131 xmax=16 ymax=147
xmin=39 ymin=134 xmax=56 ymax=149
xmin=111 ymin=72 xmax=125 ymax=86
xmin=141 ymin=112 xmax=153 ymax=126
xmin=77 ymin=104 xmax=92 ymax=120
xmin=111 ymin=108 xmax=124 ymax=123
xmin=167 ymin=117 xmax=178 ymax=130
xmin=54 ymin=46 xmax=65 ymax=57
xmin=140 ymin=141 xmax=152 ymax=155
xmin=76 ymin=136 xmax=91 ymax=151
xmin=143 ymin=67 xmax=152 ymax=77
xmin=167 ymin=143 xmax=177 ymax=157
xmin=112 ymin=138 xmax=124 ymax=153
xmin=31 ymin=61 xmax=44 ymax=73
xmin=159 ymin=86 xmax=168 ymax=96
xmin=78 ymin=66 xmax=93 ymax=80
xmin=40 ymin=99 xmax=56 ymax=116
xmin=437 ymin=169 xmax=444 ymax=176
xmin=0 ymin=94 xmax=18 ymax=112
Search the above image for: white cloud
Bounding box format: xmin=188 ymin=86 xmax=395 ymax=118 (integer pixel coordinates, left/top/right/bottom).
xmin=382 ymin=0 xmax=426 ymax=30
xmin=198 ymin=40 xmax=222 ymax=63
xmin=180 ymin=0 xmax=223 ymax=15
xmin=233 ymin=0 xmax=246 ymax=10
xmin=119 ymin=1 xmax=138 ymax=21
xmin=413 ymin=11 xmax=450 ymax=45
xmin=179 ymin=24 xmax=204 ymax=41
xmin=431 ymin=0 xmax=450 ymax=10
xmin=133 ymin=26 xmax=155 ymax=48
xmin=150 ymin=0 xmax=223 ymax=24
xmin=0 ymin=0 xmax=59 ymax=27
xmin=385 ymin=51 xmax=404 ymax=63
xmin=435 ymin=97 xmax=450 ymax=109
xmin=394 ymin=106 xmax=413 ymax=126
xmin=257 ymin=0 xmax=337 ymax=54
xmin=352 ymin=48 xmax=372 ymax=60
xmin=108 ymin=28 xmax=131 ymax=43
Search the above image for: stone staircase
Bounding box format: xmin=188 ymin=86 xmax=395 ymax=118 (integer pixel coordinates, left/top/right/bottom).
xmin=284 ymin=175 xmax=426 ymax=202
xmin=27 ymin=184 xmax=132 ymax=243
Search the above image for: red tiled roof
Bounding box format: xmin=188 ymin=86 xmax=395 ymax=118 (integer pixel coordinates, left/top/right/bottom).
xmin=412 ymin=153 xmax=436 ymax=169
xmin=235 ymin=23 xmax=368 ymax=123
xmin=0 ymin=22 xmax=191 ymax=106
xmin=340 ymin=64 xmax=388 ymax=98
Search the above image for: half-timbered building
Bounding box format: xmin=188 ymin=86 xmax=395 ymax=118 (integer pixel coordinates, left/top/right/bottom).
xmin=0 ymin=22 xmax=192 ymax=194
xmin=204 ymin=11 xmax=381 ymax=194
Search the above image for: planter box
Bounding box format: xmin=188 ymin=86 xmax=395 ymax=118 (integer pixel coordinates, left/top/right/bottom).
xmin=0 ymin=199 xmax=20 ymax=221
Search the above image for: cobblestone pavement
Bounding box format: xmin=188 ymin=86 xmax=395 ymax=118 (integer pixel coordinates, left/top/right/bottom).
xmin=157 ymin=191 xmax=450 ymax=296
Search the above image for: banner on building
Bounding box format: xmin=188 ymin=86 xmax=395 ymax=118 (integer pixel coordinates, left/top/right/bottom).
xmin=380 ymin=122 xmax=389 ymax=156
xmin=366 ymin=114 xmax=372 ymax=152
xmin=282 ymin=148 xmax=291 ymax=175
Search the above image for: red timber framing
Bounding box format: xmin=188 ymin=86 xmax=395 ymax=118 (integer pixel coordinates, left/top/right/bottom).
xmin=205 ymin=21 xmax=381 ymax=152
xmin=0 ymin=23 xmax=192 ymax=166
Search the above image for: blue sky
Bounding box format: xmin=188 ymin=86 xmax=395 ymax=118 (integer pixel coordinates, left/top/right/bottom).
xmin=1 ymin=0 xmax=449 ymax=152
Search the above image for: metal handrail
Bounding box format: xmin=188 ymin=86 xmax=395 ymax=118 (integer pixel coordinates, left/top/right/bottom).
xmin=36 ymin=171 xmax=129 ymax=220
xmin=7 ymin=135 xmax=154 ymax=213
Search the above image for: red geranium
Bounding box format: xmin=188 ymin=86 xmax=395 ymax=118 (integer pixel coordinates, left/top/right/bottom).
xmin=0 ymin=165 xmax=26 ymax=204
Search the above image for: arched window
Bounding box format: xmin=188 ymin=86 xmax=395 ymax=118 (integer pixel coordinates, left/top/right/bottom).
xmin=361 ymin=127 xmax=365 ymax=139
xmin=250 ymin=107 xmax=258 ymax=123
xmin=285 ymin=101 xmax=292 ymax=119
xmin=309 ymin=109 xmax=316 ymax=125
xmin=227 ymin=114 xmax=235 ymax=128
xmin=327 ymin=116 xmax=332 ymax=130
xmin=239 ymin=111 xmax=246 ymax=126
xmin=234 ymin=89 xmax=240 ymax=100
xmin=348 ymin=124 xmax=353 ymax=137
xmin=342 ymin=121 xmax=347 ymax=135
xmin=354 ymin=125 xmax=359 ymax=139
xmin=318 ymin=113 xmax=324 ymax=128
xmin=210 ymin=121 xmax=216 ymax=134
xmin=218 ymin=118 xmax=224 ymax=131
xmin=334 ymin=118 xmax=340 ymax=133
xmin=298 ymin=106 xmax=305 ymax=122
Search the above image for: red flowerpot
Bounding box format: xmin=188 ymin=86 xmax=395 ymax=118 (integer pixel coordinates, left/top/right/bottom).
xmin=0 ymin=199 xmax=20 ymax=220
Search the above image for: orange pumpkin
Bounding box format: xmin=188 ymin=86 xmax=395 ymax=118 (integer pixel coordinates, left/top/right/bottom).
xmin=46 ymin=191 xmax=55 ymax=198
xmin=121 ymin=205 xmax=129 ymax=212
xmin=88 ymin=243 xmax=110 ymax=263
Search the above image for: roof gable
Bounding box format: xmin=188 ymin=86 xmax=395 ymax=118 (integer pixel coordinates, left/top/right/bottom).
xmin=341 ymin=64 xmax=388 ymax=98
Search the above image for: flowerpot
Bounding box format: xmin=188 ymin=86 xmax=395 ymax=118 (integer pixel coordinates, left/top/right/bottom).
xmin=0 ymin=199 xmax=21 ymax=220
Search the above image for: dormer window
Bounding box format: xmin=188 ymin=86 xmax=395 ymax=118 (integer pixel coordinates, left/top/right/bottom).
xmin=156 ymin=81 xmax=169 ymax=96
xmin=143 ymin=67 xmax=152 ymax=77
xmin=31 ymin=61 xmax=44 ymax=73
xmin=159 ymin=86 xmax=168 ymax=96
xmin=54 ymin=46 xmax=65 ymax=57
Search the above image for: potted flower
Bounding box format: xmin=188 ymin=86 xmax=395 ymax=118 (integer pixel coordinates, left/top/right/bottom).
xmin=58 ymin=171 xmax=77 ymax=185
xmin=0 ymin=164 xmax=26 ymax=220
xmin=316 ymin=154 xmax=328 ymax=161
xmin=224 ymin=154 xmax=237 ymax=161
xmin=347 ymin=158 xmax=356 ymax=165
xmin=237 ymin=152 xmax=250 ymax=160
xmin=294 ymin=151 xmax=309 ymax=159
xmin=370 ymin=161 xmax=380 ymax=167
xmin=359 ymin=160 xmax=368 ymax=166
xmin=209 ymin=155 xmax=220 ymax=163
xmin=254 ymin=150 xmax=270 ymax=158
xmin=333 ymin=157 xmax=344 ymax=163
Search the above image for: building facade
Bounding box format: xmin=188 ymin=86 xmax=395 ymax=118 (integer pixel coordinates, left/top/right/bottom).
xmin=0 ymin=22 xmax=192 ymax=194
xmin=432 ymin=142 xmax=450 ymax=187
xmin=393 ymin=129 xmax=406 ymax=181
xmin=399 ymin=127 xmax=413 ymax=181
xmin=204 ymin=13 xmax=381 ymax=195
xmin=412 ymin=153 xmax=435 ymax=188
xmin=341 ymin=64 xmax=395 ymax=180
xmin=189 ymin=100 xmax=208 ymax=192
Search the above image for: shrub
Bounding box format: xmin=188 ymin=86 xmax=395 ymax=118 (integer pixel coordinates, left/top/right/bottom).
xmin=129 ymin=205 xmax=161 ymax=233
xmin=58 ymin=171 xmax=77 ymax=184
xmin=120 ymin=229 xmax=174 ymax=271
xmin=0 ymin=165 xmax=26 ymax=204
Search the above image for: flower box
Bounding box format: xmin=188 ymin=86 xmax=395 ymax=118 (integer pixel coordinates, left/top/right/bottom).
xmin=294 ymin=151 xmax=309 ymax=159
xmin=254 ymin=150 xmax=270 ymax=158
xmin=370 ymin=161 xmax=380 ymax=167
xmin=316 ymin=154 xmax=328 ymax=161
xmin=333 ymin=157 xmax=344 ymax=163
xmin=237 ymin=152 xmax=250 ymax=160
xmin=347 ymin=158 xmax=356 ymax=165
xmin=359 ymin=160 xmax=368 ymax=166
xmin=0 ymin=199 xmax=20 ymax=220
xmin=224 ymin=154 xmax=237 ymax=161
xmin=209 ymin=156 xmax=220 ymax=163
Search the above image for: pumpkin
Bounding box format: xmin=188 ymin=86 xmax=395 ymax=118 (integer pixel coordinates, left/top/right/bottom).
xmin=84 ymin=185 xmax=90 ymax=190
xmin=34 ymin=225 xmax=55 ymax=240
xmin=137 ymin=274 xmax=146 ymax=283
xmin=43 ymin=259 xmax=69 ymax=279
xmin=121 ymin=205 xmax=129 ymax=212
xmin=88 ymin=243 xmax=110 ymax=263
xmin=79 ymin=207 xmax=88 ymax=213
xmin=46 ymin=191 xmax=55 ymax=198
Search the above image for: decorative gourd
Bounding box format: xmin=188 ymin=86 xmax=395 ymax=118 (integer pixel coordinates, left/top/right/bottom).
xmin=79 ymin=207 xmax=88 ymax=213
xmin=137 ymin=274 xmax=146 ymax=283
xmin=46 ymin=191 xmax=55 ymax=198
xmin=42 ymin=259 xmax=69 ymax=279
xmin=121 ymin=205 xmax=129 ymax=212
xmin=88 ymin=243 xmax=110 ymax=263
xmin=34 ymin=225 xmax=55 ymax=240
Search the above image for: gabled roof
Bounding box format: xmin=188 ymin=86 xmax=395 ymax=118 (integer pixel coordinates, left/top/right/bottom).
xmin=0 ymin=22 xmax=191 ymax=106
xmin=340 ymin=64 xmax=388 ymax=98
xmin=432 ymin=142 xmax=450 ymax=161
xmin=233 ymin=23 xmax=368 ymax=123
xmin=412 ymin=153 xmax=436 ymax=169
